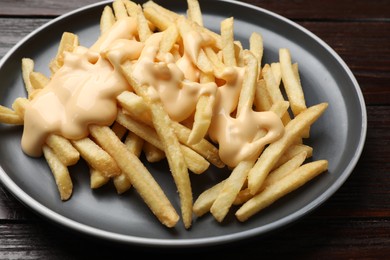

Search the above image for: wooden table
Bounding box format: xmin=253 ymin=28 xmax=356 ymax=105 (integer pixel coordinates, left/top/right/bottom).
xmin=1 ymin=0 xmax=389 ymax=258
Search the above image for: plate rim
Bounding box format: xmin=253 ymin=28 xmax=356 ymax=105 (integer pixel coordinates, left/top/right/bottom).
xmin=0 ymin=0 xmax=367 ymax=248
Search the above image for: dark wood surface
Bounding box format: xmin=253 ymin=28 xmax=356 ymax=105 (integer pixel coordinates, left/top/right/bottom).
xmin=1 ymin=0 xmax=389 ymax=258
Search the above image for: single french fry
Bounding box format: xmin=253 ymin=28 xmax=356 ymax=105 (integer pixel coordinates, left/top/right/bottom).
xmin=49 ymin=32 xmax=78 ymax=75
xmin=143 ymin=6 xmax=174 ymax=31
xmin=100 ymin=5 xmax=116 ymax=34
xmin=0 ymin=105 xmax=15 ymax=115
xmin=273 ymin=143 xmax=313 ymax=170
xmin=158 ymin=23 xmax=179 ymax=59
xmin=113 ymin=0 xmax=128 ymax=20
xmin=71 ymin=137 xmax=120 ymax=177
xmin=292 ymin=62 xmax=310 ymax=138
xmin=143 ymin=0 xmax=180 ymax=22
xmin=210 ymin=160 xmax=254 ymax=222
xmin=143 ymin=141 xmax=165 ymax=162
xmin=0 ymin=112 xmax=23 ymax=125
xmin=180 ymin=144 xmax=210 ymax=174
xmin=136 ymin=4 xmax=152 ymax=42
xmin=21 ymin=58 xmax=34 ymax=97
xmin=262 ymin=63 xmax=291 ymax=125
xmin=204 ymin=46 xmax=226 ymax=76
xmin=280 ymin=48 xmax=306 ymax=117
xmin=89 ymin=125 xmax=179 ymax=228
xmin=188 ymin=94 xmax=215 ymax=145
xmin=42 ymin=145 xmax=73 ymax=201
xmin=187 ymin=0 xmax=203 ymax=26
xmin=220 ymin=17 xmax=236 ymax=67
xmin=90 ymin=167 xmax=110 ymax=189
xmin=11 ymin=97 xmax=29 ymax=119
xmin=46 ymin=134 xmax=80 ymax=166
xmin=122 ymin=0 xmax=138 ymax=17
xmin=271 ymin=62 xmax=282 ymax=86
xmin=112 ymin=131 xmax=144 ymax=194
xmin=248 ymin=102 xmax=328 ymax=195
xmin=236 ymin=160 xmax=328 ymax=222
xmin=196 ymin=49 xmax=214 ymax=74
xmin=249 ymin=32 xmax=263 ymax=69
xmin=236 ymin=50 xmax=258 ymax=116
xmin=117 ymin=91 xmax=151 ymax=124
xmin=113 ymin=173 xmax=131 ymax=194
xmin=254 ymin=79 xmax=272 ymax=112
xmin=111 ymin=121 xmax=128 ymax=140
xmin=29 ymin=71 xmax=49 ymax=90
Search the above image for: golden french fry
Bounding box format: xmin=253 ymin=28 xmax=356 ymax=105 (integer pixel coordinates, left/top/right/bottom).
xmin=113 ymin=173 xmax=131 ymax=194
xmin=220 ymin=17 xmax=236 ymax=66
xmin=236 ymin=50 xmax=258 ymax=116
xmin=204 ymin=46 xmax=226 ymax=76
xmin=186 ymin=0 xmax=203 ymax=26
xmin=89 ymin=167 xmax=110 ymax=189
xmin=125 ymin=130 xmax=144 ymax=156
xmin=143 ymin=6 xmax=174 ymax=31
xmin=262 ymin=63 xmax=291 ymax=124
xmin=248 ymin=102 xmax=328 ymax=195
xmin=236 ymin=160 xmax=328 ymax=222
xmin=46 ymin=134 xmax=80 ymax=166
xmin=117 ymin=91 xmax=151 ymax=124
xmin=29 ymin=71 xmax=49 ymax=90
xmin=42 ymin=145 xmax=73 ymax=201
xmin=112 ymin=131 xmax=144 ymax=194
xmin=180 ymin=144 xmax=210 ymax=174
xmin=0 ymin=105 xmax=15 ymax=115
xmin=254 ymin=79 xmax=272 ymax=112
xmin=71 ymin=137 xmax=120 ymax=177
xmin=249 ymin=31 xmax=263 ymax=69
xmin=113 ymin=0 xmax=128 ymax=20
xmin=136 ymin=3 xmax=152 ymax=42
xmin=0 ymin=112 xmax=23 ymax=125
xmin=21 ymin=58 xmax=34 ymax=97
xmin=89 ymin=125 xmax=179 ymax=228
xmin=143 ymin=141 xmax=165 ymax=162
xmin=273 ymin=143 xmax=313 ymax=170
xmin=111 ymin=121 xmax=128 ymax=140
xmin=188 ymin=94 xmax=215 ymax=145
xmin=157 ymin=23 xmax=179 ymax=59
xmin=280 ymin=48 xmax=307 ymax=116
xmin=143 ymin=1 xmax=180 ymax=22
xmin=11 ymin=97 xmax=29 ymax=119
xmin=271 ymin=62 xmax=282 ymax=85
xmin=100 ymin=5 xmax=116 ymax=34
xmin=49 ymin=32 xmax=78 ymax=75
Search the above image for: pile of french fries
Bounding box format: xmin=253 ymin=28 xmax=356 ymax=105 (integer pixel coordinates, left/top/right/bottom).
xmin=0 ymin=0 xmax=328 ymax=229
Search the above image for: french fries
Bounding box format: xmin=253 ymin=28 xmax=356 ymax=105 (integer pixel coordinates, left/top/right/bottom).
xmin=0 ymin=0 xmax=329 ymax=228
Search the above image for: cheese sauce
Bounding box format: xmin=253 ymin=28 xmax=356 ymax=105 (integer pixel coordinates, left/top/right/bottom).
xmin=21 ymin=16 xmax=284 ymax=167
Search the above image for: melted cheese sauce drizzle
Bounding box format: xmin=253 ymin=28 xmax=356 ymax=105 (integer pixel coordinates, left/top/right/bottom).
xmin=22 ymin=16 xmax=284 ymax=168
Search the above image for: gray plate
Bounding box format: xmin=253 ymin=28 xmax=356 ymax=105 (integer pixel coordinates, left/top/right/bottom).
xmin=0 ymin=0 xmax=366 ymax=248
